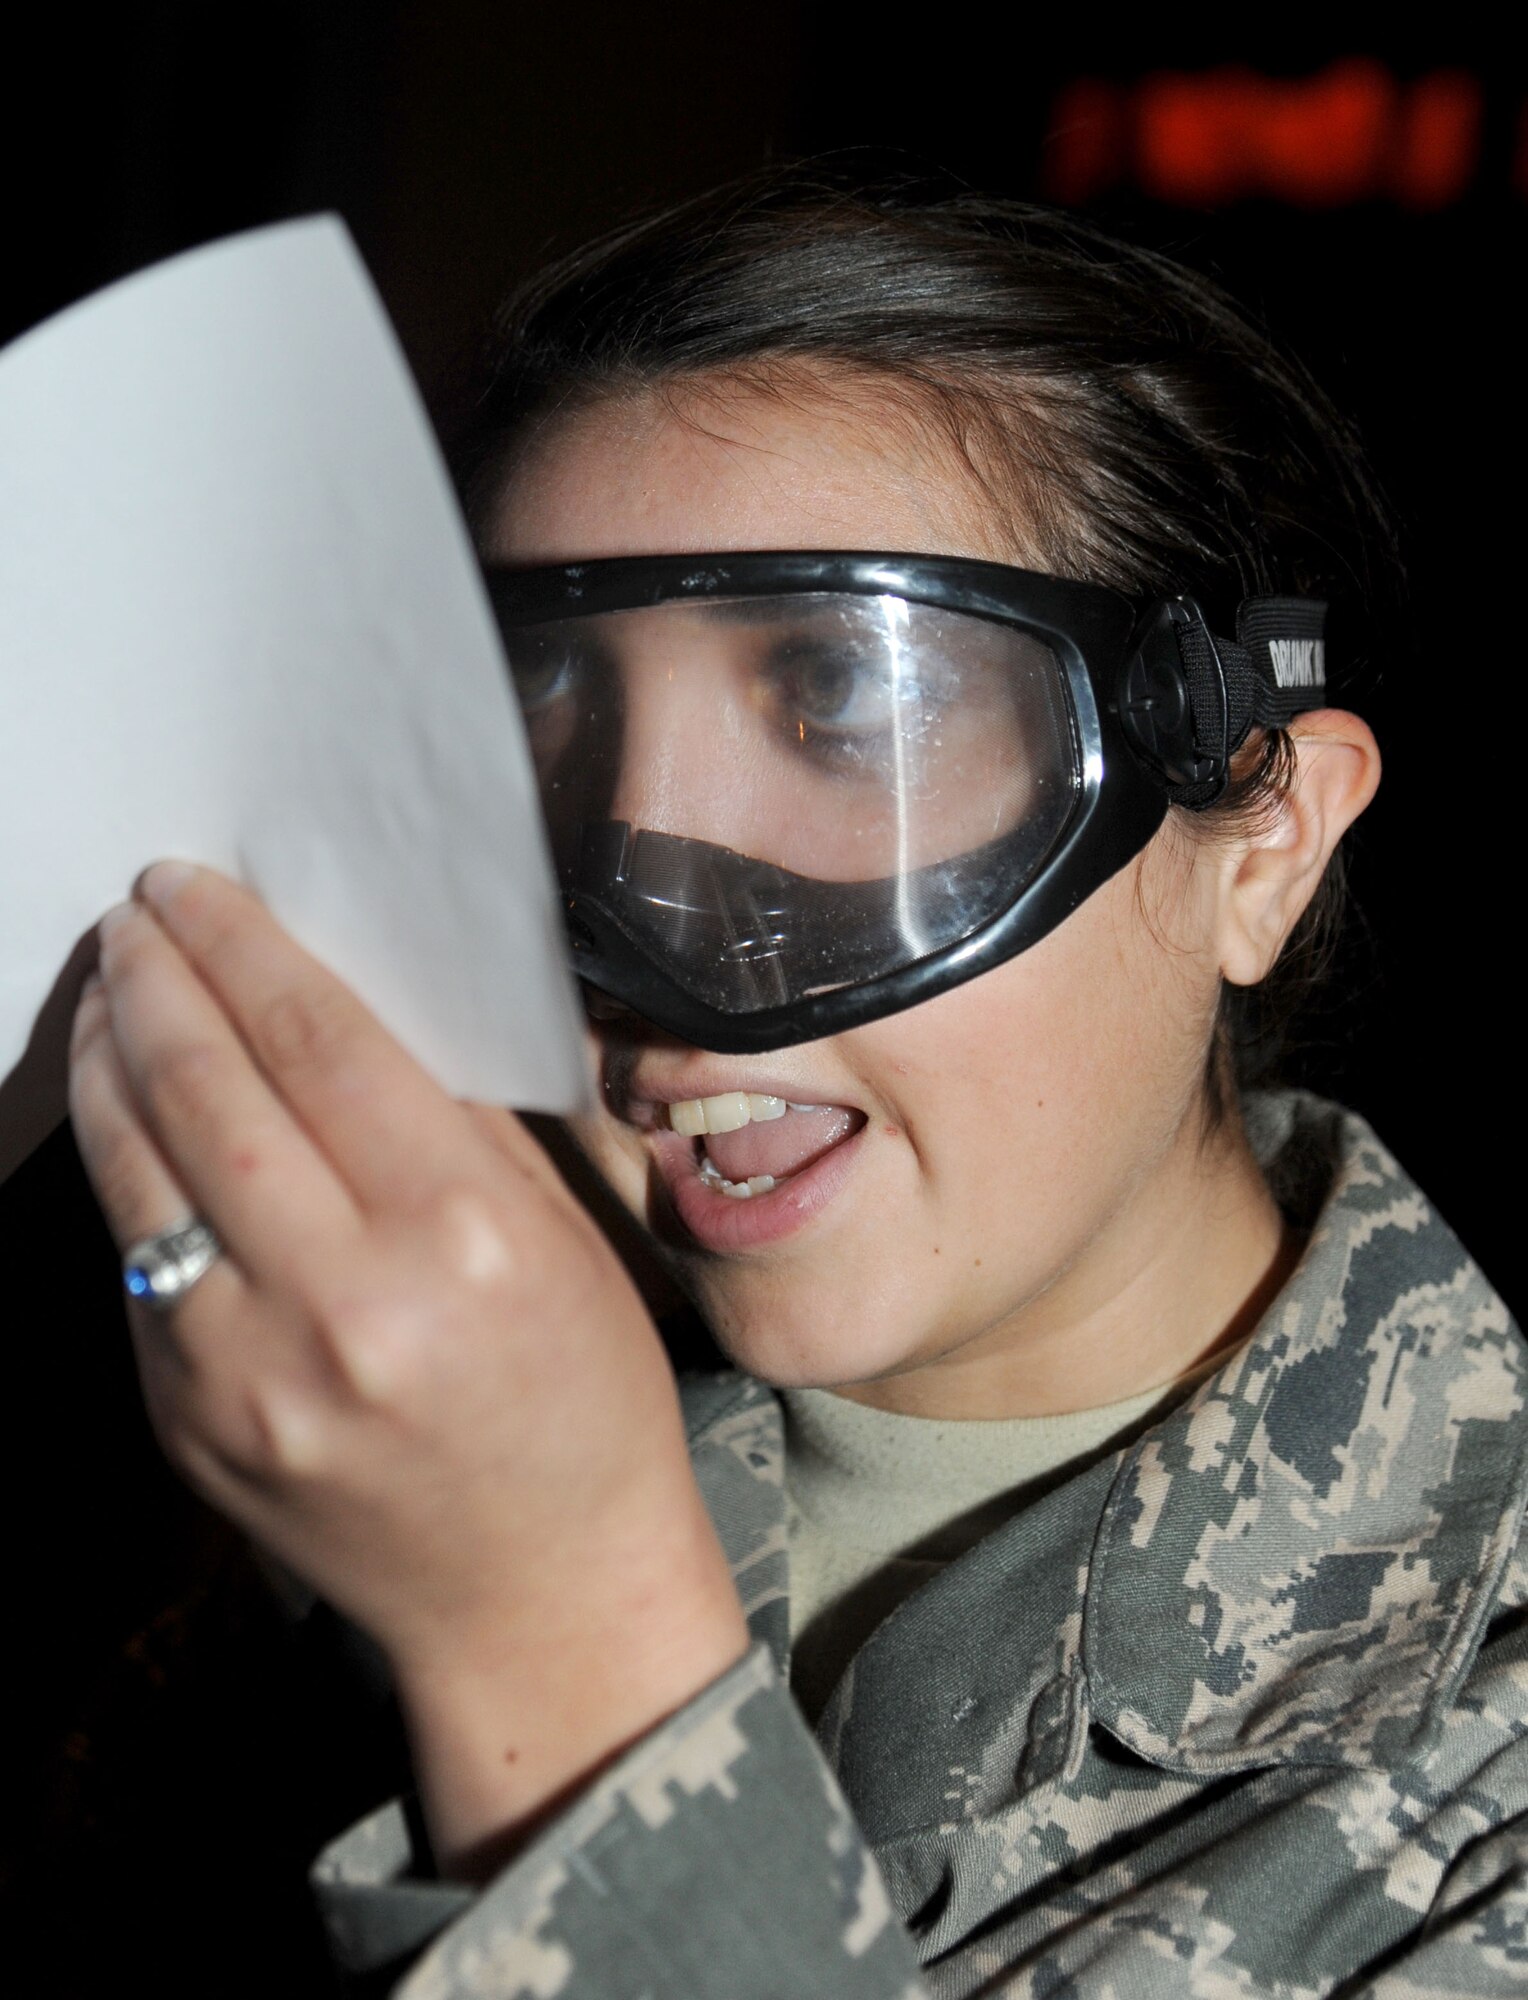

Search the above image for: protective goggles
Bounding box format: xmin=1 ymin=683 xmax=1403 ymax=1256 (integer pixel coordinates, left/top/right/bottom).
xmin=484 ymin=552 xmax=1328 ymax=1052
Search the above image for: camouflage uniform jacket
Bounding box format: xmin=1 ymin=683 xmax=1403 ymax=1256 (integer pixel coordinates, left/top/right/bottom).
xmin=313 ymin=1093 xmax=1528 ymax=1996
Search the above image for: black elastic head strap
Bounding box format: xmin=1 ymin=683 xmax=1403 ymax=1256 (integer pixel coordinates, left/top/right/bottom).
xmin=1158 ymin=596 xmax=1328 ymax=808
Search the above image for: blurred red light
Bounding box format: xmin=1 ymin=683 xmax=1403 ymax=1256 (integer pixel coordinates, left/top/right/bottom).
xmin=1043 ymin=62 xmax=1486 ymax=210
xmin=1393 ymin=72 xmax=1483 ymax=210
xmin=1139 ymin=62 xmax=1395 ymax=207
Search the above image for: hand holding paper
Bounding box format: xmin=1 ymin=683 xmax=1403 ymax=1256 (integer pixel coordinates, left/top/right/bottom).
xmin=0 ymin=217 xmax=587 ymax=1184
xmin=70 ymin=859 xmax=745 ymax=1876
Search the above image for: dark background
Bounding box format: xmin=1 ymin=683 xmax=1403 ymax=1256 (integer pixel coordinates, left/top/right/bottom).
xmin=2 ymin=9 xmax=1520 ymax=1989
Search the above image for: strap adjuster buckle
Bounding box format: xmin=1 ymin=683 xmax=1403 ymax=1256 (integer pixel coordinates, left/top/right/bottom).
xmin=1120 ymin=597 xmax=1230 ymax=808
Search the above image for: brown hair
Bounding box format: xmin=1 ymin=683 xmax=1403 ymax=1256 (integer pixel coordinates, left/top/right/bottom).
xmin=456 ymin=165 xmax=1402 ymax=1100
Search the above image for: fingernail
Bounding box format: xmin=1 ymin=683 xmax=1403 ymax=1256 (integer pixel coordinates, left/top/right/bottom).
xmin=138 ymin=859 xmax=198 ymax=910
xmin=98 ymin=901 xmax=138 ymax=941
xmin=79 ymin=969 xmax=104 ymax=1004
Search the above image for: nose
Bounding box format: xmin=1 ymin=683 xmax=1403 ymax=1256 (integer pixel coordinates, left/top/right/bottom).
xmin=606 ymin=669 xmax=703 ymax=833
xmin=606 ymin=654 xmax=777 ymax=857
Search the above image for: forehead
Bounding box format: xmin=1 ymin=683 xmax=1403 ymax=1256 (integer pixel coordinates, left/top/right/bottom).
xmin=485 ymin=373 xmax=1035 ymax=570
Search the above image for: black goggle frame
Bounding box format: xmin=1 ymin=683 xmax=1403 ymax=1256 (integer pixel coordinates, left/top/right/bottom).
xmin=484 ymin=551 xmax=1326 ymax=1052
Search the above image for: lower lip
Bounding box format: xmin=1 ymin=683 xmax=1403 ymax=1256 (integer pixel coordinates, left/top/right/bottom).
xmin=650 ymin=1122 xmax=866 ymax=1252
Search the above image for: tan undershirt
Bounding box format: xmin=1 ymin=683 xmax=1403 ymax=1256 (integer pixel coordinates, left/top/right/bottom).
xmin=782 ymin=1352 xmax=1227 ymax=1723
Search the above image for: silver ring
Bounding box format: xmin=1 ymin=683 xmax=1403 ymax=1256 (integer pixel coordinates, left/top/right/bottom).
xmin=122 ymin=1218 xmax=222 ymax=1313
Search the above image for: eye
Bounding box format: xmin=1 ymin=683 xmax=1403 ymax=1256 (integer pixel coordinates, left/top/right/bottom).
xmin=779 ymin=645 xmax=879 ymax=728
xmin=768 ymin=641 xmax=943 ymax=735
xmin=762 ymin=633 xmax=964 ymax=765
xmin=505 ymin=631 xmax=581 ymax=715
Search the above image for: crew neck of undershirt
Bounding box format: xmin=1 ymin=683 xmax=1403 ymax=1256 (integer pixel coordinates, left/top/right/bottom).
xmin=779 ymin=1342 xmax=1235 ymax=1726
xmin=784 ymin=1352 xmax=1223 ymax=1560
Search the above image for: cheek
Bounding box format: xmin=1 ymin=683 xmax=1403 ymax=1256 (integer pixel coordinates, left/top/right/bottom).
xmin=869 ymin=856 xmax=1223 ymax=1245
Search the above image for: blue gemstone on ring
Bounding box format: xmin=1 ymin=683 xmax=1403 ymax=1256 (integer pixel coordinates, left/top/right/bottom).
xmin=122 ymin=1219 xmax=221 ymax=1311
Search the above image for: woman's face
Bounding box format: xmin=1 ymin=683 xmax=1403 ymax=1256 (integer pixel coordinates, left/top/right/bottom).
xmin=490 ymin=377 xmax=1263 ymax=1417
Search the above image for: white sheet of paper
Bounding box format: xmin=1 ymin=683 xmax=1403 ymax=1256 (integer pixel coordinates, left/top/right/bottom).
xmin=0 ymin=216 xmax=588 ymax=1184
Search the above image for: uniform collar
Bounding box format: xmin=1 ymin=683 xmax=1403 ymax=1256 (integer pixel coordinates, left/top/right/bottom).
xmin=1082 ymin=1093 xmax=1528 ymax=1773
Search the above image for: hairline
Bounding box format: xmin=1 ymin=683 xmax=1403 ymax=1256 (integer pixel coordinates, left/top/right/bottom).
xmin=473 ymin=355 xmax=1075 ymax=580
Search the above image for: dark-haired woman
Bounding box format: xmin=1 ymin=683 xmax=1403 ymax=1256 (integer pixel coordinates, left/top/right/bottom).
xmin=68 ymin=178 xmax=1525 ymax=1996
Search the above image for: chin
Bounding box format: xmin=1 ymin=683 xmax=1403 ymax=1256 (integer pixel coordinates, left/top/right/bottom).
xmin=687 ymin=1272 xmax=927 ymax=1390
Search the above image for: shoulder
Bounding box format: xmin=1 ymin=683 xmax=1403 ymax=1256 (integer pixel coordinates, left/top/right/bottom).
xmin=1250 ymin=1087 xmax=1520 ymax=1364
xmin=1087 ymin=1091 xmax=1527 ymax=1773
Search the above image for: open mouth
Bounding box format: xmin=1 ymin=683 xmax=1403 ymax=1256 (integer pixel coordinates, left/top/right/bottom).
xmin=640 ymin=1088 xmax=869 ymax=1249
xmin=668 ymin=1091 xmax=864 ymax=1198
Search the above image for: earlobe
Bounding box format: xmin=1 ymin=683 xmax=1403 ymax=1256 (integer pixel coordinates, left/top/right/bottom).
xmin=1217 ymin=710 xmax=1381 ymax=988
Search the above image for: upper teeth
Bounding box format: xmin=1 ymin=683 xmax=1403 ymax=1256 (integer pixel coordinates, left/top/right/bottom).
xmin=669 ymin=1092 xmax=793 ymax=1136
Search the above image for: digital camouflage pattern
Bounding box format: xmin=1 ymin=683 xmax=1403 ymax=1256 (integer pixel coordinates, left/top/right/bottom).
xmin=313 ymin=1093 xmax=1528 ymax=1996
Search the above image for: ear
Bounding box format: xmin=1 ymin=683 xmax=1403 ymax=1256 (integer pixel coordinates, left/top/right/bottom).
xmin=1217 ymin=710 xmax=1381 ymax=988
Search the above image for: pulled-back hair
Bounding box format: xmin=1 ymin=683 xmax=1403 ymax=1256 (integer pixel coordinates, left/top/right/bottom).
xmin=456 ymin=166 xmax=1402 ymax=1104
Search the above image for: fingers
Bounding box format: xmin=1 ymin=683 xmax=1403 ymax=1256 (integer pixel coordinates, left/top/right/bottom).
xmin=70 ymin=972 xmax=193 ymax=1244
xmin=68 ymin=969 xmax=244 ymax=1368
xmin=134 ymin=863 xmax=507 ymax=1214
xmin=92 ymin=898 xmax=364 ymax=1297
xmin=70 ymin=965 xmax=333 ymax=1494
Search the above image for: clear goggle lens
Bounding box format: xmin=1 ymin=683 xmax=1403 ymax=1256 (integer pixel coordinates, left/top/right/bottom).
xmin=503 ymin=592 xmax=1081 ymax=1014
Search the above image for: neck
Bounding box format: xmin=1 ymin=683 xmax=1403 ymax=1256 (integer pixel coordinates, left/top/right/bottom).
xmin=832 ymin=1096 xmax=1296 ymax=1421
